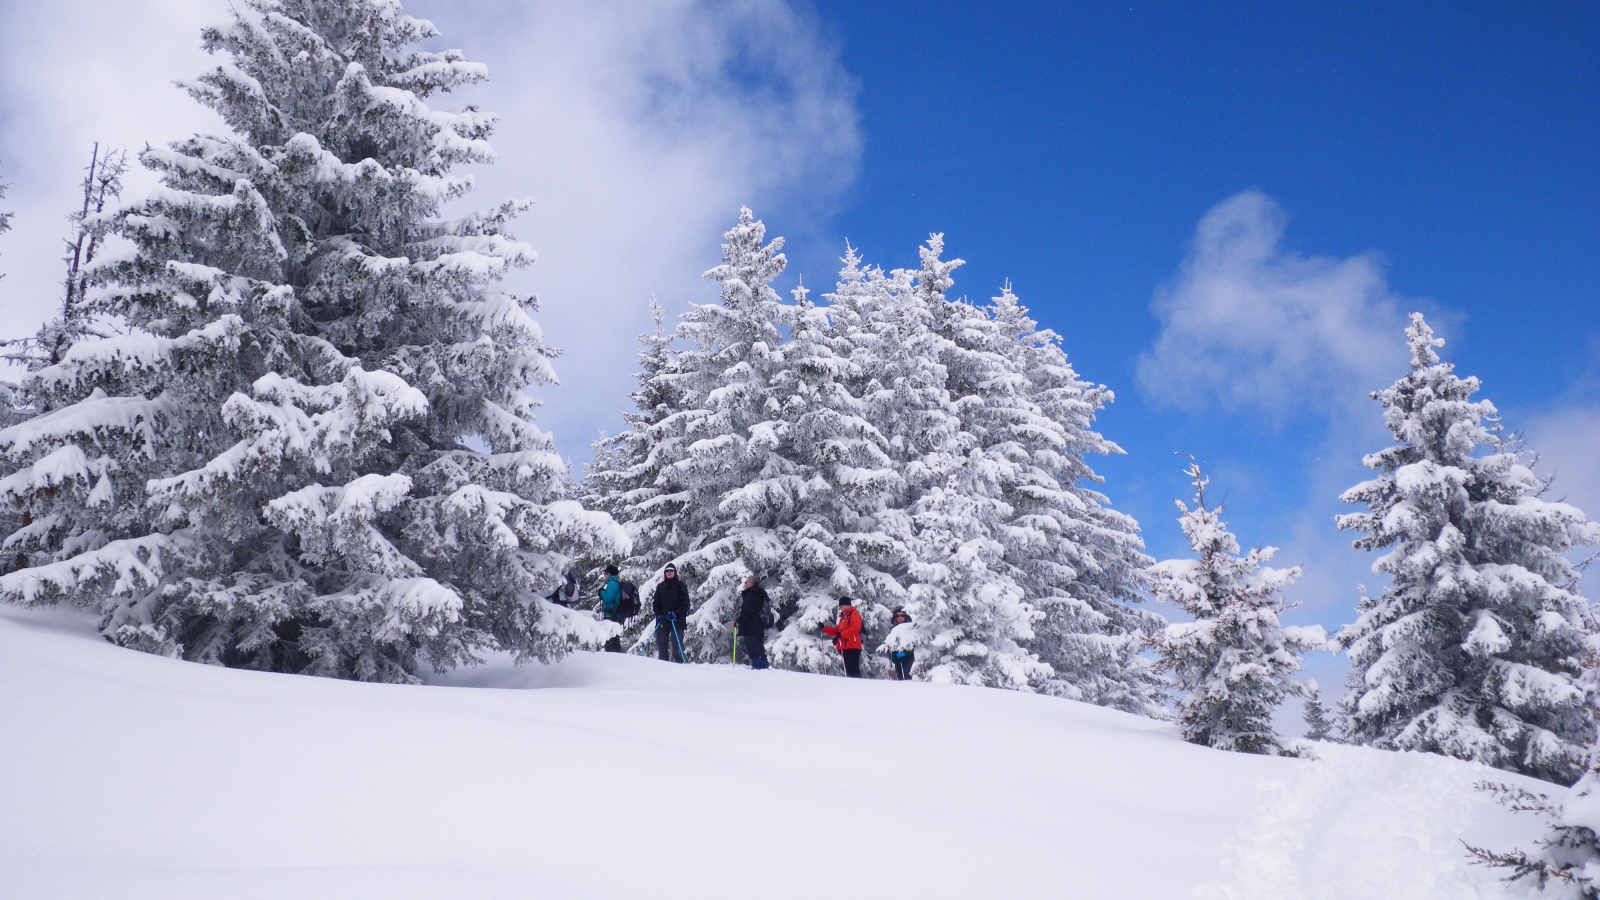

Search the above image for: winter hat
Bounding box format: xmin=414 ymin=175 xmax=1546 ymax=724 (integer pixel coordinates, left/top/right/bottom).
xmin=605 ymin=564 xmax=619 ymax=576
xmin=664 ymin=563 xmax=677 ymax=575
xmin=838 ymin=596 xmax=853 ymax=607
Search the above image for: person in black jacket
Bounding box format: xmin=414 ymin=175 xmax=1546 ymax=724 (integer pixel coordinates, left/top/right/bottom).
xmin=734 ymin=574 xmax=771 ymax=670
xmin=546 ymin=571 xmax=579 ymax=607
xmin=651 ymin=563 xmax=691 ymax=662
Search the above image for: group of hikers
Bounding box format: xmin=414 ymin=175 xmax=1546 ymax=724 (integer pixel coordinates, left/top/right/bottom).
xmin=554 ymin=564 xmax=917 ymax=680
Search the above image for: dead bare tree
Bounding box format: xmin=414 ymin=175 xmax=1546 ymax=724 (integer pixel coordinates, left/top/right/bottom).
xmin=2 ymin=144 xmax=129 ymax=370
xmin=49 ymin=143 xmax=129 ymax=365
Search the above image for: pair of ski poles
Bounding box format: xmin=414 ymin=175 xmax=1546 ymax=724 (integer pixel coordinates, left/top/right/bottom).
xmin=659 ymin=614 xmax=688 ymax=663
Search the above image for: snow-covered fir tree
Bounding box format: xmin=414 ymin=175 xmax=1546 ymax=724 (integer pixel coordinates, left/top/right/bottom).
xmin=892 ymin=236 xmax=1054 ymax=689
xmin=614 ymin=209 xmax=803 ymax=658
xmin=814 ymin=246 xmax=940 ymax=673
xmin=1303 ymin=682 xmax=1334 ymax=742
xmin=985 ymin=283 xmax=1164 ymax=714
xmin=1335 ymin=313 xmax=1598 ymax=783
xmin=581 ymin=297 xmax=684 ymax=617
xmin=0 ymin=0 xmax=624 ymax=682
xmin=1148 ymin=461 xmax=1325 ymax=755
xmin=755 ymin=279 xmax=905 ymax=675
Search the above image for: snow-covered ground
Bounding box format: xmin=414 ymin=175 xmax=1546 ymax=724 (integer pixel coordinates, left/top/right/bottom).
xmin=0 ymin=605 xmax=1546 ymax=899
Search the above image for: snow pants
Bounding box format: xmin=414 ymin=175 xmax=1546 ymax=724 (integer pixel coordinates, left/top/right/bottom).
xmin=891 ymin=651 xmax=914 ymax=680
xmin=842 ymin=648 xmax=862 ymax=678
xmin=656 ymin=616 xmax=686 ymax=662
xmin=603 ymin=615 xmax=625 ymax=653
xmin=742 ymin=630 xmax=769 ymax=669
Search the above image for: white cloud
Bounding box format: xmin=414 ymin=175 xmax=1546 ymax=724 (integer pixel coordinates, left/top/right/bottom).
xmin=0 ymin=0 xmax=860 ymax=460
xmin=1136 ymin=190 xmax=1409 ymax=416
xmin=1523 ymin=400 xmax=1600 ymax=522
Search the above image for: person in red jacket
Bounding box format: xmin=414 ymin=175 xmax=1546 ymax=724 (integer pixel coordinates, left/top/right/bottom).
xmin=823 ymin=596 xmax=865 ymax=678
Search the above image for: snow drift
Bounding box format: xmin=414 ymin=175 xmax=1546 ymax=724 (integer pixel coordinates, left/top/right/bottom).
xmin=0 ymin=605 xmax=1546 ymax=899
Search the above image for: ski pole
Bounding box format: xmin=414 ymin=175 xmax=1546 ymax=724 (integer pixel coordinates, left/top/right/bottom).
xmin=638 ymin=618 xmax=659 ymax=656
xmin=732 ymin=625 xmax=739 ymax=666
xmin=670 ymin=615 xmax=688 ymax=663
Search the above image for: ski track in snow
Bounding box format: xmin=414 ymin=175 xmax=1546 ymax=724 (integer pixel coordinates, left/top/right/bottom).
xmin=0 ymin=606 xmax=1544 ymax=899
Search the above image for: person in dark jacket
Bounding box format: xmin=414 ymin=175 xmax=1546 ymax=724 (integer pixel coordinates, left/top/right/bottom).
xmin=887 ymin=607 xmax=914 ymax=680
xmin=823 ymin=596 xmax=865 ymax=677
xmin=651 ymin=563 xmax=691 ymax=662
xmin=547 ymin=571 xmax=579 ymax=607
xmin=734 ymin=574 xmax=771 ymax=670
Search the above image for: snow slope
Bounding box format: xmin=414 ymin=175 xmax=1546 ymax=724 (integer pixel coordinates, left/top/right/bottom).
xmin=0 ymin=606 xmax=1545 ymax=899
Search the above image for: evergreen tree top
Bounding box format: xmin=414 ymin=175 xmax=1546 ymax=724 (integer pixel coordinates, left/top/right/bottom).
xmin=1405 ymin=311 xmax=1444 ymax=369
xmin=191 ymin=0 xmax=494 ymax=175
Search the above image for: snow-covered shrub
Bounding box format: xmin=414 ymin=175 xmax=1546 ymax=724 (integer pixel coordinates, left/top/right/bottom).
xmin=1148 ymin=461 xmax=1324 ymax=755
xmin=0 ymin=0 xmax=625 ymax=682
xmin=1336 ymin=313 xmax=1597 ymax=783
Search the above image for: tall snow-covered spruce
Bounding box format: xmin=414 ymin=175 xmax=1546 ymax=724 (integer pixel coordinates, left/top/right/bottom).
xmin=598 ymin=210 xmax=899 ymax=673
xmin=984 ymin=283 xmax=1163 ymax=713
xmin=1335 ymin=313 xmax=1597 ymax=783
xmin=624 ymin=209 xmax=808 ymax=660
xmin=0 ymin=0 xmax=625 ymax=681
xmin=1148 ymin=461 xmax=1324 ymax=755
xmin=1303 ymin=683 xmax=1334 ymax=743
xmin=888 ymin=236 xmax=1049 ymax=688
xmin=581 ymin=297 xmax=680 ymax=586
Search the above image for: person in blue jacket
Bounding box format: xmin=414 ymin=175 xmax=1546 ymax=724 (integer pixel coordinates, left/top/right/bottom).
xmin=599 ymin=565 xmax=624 ymax=653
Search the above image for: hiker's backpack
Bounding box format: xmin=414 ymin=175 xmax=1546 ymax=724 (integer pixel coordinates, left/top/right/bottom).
xmin=617 ymin=581 xmax=640 ymax=618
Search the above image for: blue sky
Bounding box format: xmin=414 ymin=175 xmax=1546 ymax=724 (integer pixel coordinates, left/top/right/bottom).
xmin=1 ymin=0 xmax=1595 ymax=693
xmin=771 ymin=1 xmax=1600 ymax=632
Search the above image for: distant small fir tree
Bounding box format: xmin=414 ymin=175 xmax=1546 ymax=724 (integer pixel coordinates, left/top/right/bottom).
xmin=1148 ymin=460 xmax=1325 ymax=756
xmin=1302 ymin=684 xmax=1334 ymax=743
